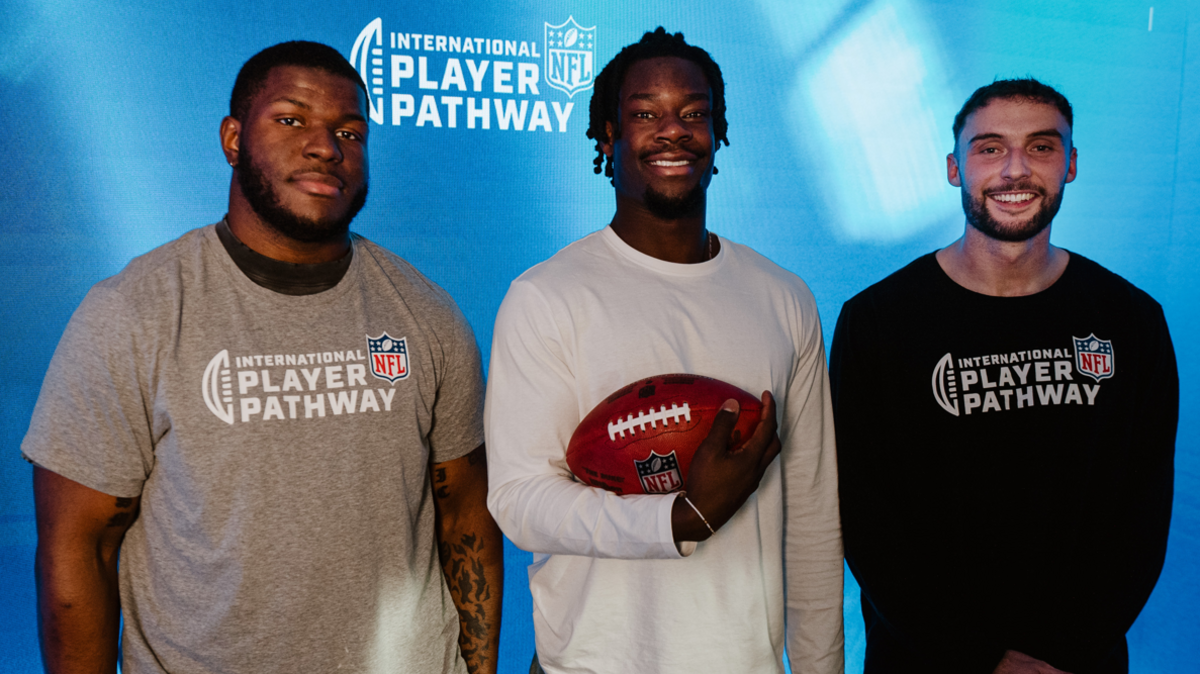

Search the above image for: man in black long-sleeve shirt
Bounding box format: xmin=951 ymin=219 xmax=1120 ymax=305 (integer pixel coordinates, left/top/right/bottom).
xmin=831 ymin=78 xmax=1177 ymax=674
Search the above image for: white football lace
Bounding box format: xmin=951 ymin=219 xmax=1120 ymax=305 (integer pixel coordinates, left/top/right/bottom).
xmin=607 ymin=403 xmax=692 ymax=440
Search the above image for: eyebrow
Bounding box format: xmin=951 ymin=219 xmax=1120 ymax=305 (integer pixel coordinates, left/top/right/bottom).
xmin=626 ymin=92 xmax=710 ymax=103
xmin=271 ymin=97 xmax=311 ymax=110
xmin=968 ymin=128 xmax=1064 ymax=144
xmin=269 ymin=97 xmax=367 ymax=124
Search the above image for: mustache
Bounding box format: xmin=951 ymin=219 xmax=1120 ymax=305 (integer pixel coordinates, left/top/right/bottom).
xmin=984 ymin=181 xmax=1045 ymax=196
xmin=638 ymin=142 xmax=710 ymax=162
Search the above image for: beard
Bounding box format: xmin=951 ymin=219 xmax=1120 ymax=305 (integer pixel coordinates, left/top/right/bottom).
xmin=962 ymin=181 xmax=1063 ymax=242
xmin=236 ymin=143 xmax=368 ymax=244
xmin=643 ymin=181 xmax=706 ymax=220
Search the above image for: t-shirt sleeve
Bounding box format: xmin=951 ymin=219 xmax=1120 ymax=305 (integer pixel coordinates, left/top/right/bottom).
xmin=483 ymin=279 xmax=684 ymax=560
xmin=21 ymin=285 xmax=155 ymax=498
xmin=427 ymin=299 xmax=486 ymax=465
xmin=780 ymin=288 xmax=845 ymax=674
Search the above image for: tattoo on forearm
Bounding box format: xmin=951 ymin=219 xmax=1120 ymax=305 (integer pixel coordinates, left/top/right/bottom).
xmin=106 ymin=512 xmax=131 ymax=528
xmin=434 ymin=467 xmax=450 ymax=499
xmin=107 ymin=496 xmax=138 ymax=527
xmin=441 ymin=532 xmax=494 ymax=674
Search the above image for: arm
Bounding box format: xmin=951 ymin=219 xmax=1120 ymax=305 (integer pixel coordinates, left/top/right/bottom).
xmin=433 ymin=445 xmax=504 ymax=674
xmin=484 ymin=281 xmax=686 ymax=558
xmin=34 ymin=466 xmax=140 ymax=674
xmin=1019 ymin=304 xmax=1178 ymax=672
xmin=782 ymin=297 xmax=845 ymax=674
xmin=831 ymin=299 xmax=1006 ymax=672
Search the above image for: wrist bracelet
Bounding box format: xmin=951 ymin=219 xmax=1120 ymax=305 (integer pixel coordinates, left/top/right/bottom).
xmin=682 ymin=495 xmax=716 ymax=535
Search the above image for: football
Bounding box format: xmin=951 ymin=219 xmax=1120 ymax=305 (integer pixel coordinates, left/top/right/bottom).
xmin=566 ymin=374 xmax=763 ymax=495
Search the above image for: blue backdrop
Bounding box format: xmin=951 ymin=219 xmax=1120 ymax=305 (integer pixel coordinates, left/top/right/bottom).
xmin=2 ymin=1 xmax=1196 ymax=671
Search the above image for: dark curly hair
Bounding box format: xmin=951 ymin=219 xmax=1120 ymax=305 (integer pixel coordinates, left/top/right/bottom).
xmin=586 ymin=27 xmax=729 ymax=178
xmin=953 ymin=78 xmax=1073 ymax=151
xmin=230 ymin=41 xmax=366 ymax=122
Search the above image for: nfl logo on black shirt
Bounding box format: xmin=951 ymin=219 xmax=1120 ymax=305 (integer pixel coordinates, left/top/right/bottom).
xmin=636 ymin=451 xmax=683 ymax=493
xmin=1073 ymin=334 xmax=1114 ymax=382
xmin=367 ymin=333 xmax=409 ymax=383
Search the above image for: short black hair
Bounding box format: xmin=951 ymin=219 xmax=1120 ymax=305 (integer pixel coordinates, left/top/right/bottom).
xmin=586 ymin=27 xmax=729 ymax=177
xmin=952 ymin=78 xmax=1073 ymax=148
xmin=230 ymin=41 xmax=366 ymax=121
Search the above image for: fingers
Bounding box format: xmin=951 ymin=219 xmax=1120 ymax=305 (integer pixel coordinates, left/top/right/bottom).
xmin=757 ymin=436 xmax=782 ymax=474
xmin=741 ymin=391 xmax=778 ymax=454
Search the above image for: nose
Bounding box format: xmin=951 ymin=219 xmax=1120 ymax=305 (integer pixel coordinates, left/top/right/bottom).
xmin=1001 ymin=148 xmax=1031 ymax=181
xmin=304 ymin=127 xmax=343 ymax=163
xmin=655 ymin=114 xmax=692 ymax=144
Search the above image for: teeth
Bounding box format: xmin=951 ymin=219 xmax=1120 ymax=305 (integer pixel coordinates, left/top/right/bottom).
xmin=650 ymin=160 xmax=690 ymax=167
xmin=991 ymin=192 xmax=1036 ymax=203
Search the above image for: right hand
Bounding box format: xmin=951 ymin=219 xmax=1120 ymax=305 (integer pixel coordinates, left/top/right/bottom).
xmin=992 ymin=650 xmax=1073 ymax=674
xmin=672 ymin=392 xmax=781 ymax=543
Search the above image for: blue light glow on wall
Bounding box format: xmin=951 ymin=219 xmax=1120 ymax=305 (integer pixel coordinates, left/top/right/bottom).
xmin=2 ymin=1 xmax=1196 ymax=672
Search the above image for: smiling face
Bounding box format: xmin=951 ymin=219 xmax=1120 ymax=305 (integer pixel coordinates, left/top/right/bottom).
xmin=948 ymin=97 xmax=1076 ymax=242
xmin=602 ymin=56 xmax=716 ymax=220
xmin=226 ymin=65 xmax=369 ymax=243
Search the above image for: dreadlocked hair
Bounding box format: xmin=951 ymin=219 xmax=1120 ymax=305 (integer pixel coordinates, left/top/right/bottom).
xmin=586 ymin=27 xmax=729 ymax=178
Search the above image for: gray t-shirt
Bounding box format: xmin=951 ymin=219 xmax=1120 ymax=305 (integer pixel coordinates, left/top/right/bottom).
xmin=23 ymin=224 xmax=484 ymax=674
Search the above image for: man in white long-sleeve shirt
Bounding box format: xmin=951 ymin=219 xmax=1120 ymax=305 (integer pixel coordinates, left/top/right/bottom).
xmin=484 ymin=27 xmax=844 ymax=674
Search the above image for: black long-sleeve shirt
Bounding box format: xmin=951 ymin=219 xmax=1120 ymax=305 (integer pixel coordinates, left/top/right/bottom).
xmin=830 ymin=252 xmax=1177 ymax=674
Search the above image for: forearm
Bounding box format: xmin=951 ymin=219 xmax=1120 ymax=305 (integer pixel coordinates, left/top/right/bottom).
xmin=438 ymin=513 xmax=504 ymax=674
xmin=35 ymin=542 xmax=122 ymax=674
xmin=487 ymin=473 xmax=681 ymax=558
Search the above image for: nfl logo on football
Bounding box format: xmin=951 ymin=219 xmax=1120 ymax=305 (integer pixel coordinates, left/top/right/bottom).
xmin=367 ymin=333 xmax=409 ymax=383
xmin=1073 ymin=334 xmax=1114 ymax=382
xmin=636 ymin=451 xmax=683 ymax=493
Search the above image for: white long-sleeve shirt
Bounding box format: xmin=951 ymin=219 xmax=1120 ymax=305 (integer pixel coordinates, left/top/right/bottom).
xmin=485 ymin=226 xmax=843 ymax=674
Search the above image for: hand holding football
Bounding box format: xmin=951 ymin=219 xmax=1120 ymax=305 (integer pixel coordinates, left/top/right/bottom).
xmin=566 ymin=374 xmax=763 ymax=495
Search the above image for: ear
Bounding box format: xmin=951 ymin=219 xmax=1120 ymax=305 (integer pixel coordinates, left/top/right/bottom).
xmin=220 ymin=116 xmax=242 ymax=167
xmin=1065 ymin=146 xmax=1077 ymax=184
xmin=946 ymin=152 xmax=962 ymax=187
xmin=600 ymin=121 xmax=615 ymax=158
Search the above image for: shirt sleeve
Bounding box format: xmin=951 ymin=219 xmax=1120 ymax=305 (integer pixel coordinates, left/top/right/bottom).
xmin=1014 ymin=300 xmax=1178 ymax=672
xmin=21 ymin=285 xmax=155 ymax=498
xmin=831 ymin=295 xmax=1008 ymax=673
xmin=484 ymin=279 xmax=686 ymax=560
xmin=427 ymin=299 xmax=486 ymax=465
xmin=781 ymin=293 xmax=845 ymax=674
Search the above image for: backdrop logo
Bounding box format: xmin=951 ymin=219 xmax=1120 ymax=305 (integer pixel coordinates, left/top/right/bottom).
xmin=348 ymin=16 xmax=592 ymax=132
xmin=351 ymin=18 xmax=386 ymax=124
xmin=544 ymin=17 xmax=595 ymax=98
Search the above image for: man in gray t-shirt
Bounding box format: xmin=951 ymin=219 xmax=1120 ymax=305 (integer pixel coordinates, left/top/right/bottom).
xmin=24 ymin=41 xmax=502 ymax=674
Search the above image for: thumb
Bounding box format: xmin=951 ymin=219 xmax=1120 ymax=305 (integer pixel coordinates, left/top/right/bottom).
xmin=702 ymin=398 xmax=741 ymax=447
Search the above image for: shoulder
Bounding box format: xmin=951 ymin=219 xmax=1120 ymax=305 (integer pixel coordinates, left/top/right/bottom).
xmin=1061 ymin=252 xmax=1164 ymax=316
xmin=96 ymin=226 xmax=211 ymax=295
xmin=75 ymin=226 xmax=214 ymax=325
xmin=511 ymin=229 xmax=610 ymax=288
xmin=723 ymin=237 xmax=821 ymax=310
xmin=839 ymin=252 xmax=940 ymax=326
xmin=353 ymin=235 xmax=466 ymax=317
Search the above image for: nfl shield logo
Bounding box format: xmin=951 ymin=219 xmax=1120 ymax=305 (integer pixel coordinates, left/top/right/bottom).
xmin=366 ymin=333 xmax=409 ymax=383
xmin=635 ymin=451 xmax=683 ymax=494
xmin=544 ymin=16 xmax=596 ymax=98
xmin=1073 ymin=334 xmax=1114 ymax=382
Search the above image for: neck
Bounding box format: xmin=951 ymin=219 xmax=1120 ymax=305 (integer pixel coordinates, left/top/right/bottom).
xmin=226 ymin=184 xmax=351 ymax=265
xmin=609 ymin=193 xmax=713 ymax=264
xmin=935 ymin=225 xmax=1068 ymax=297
